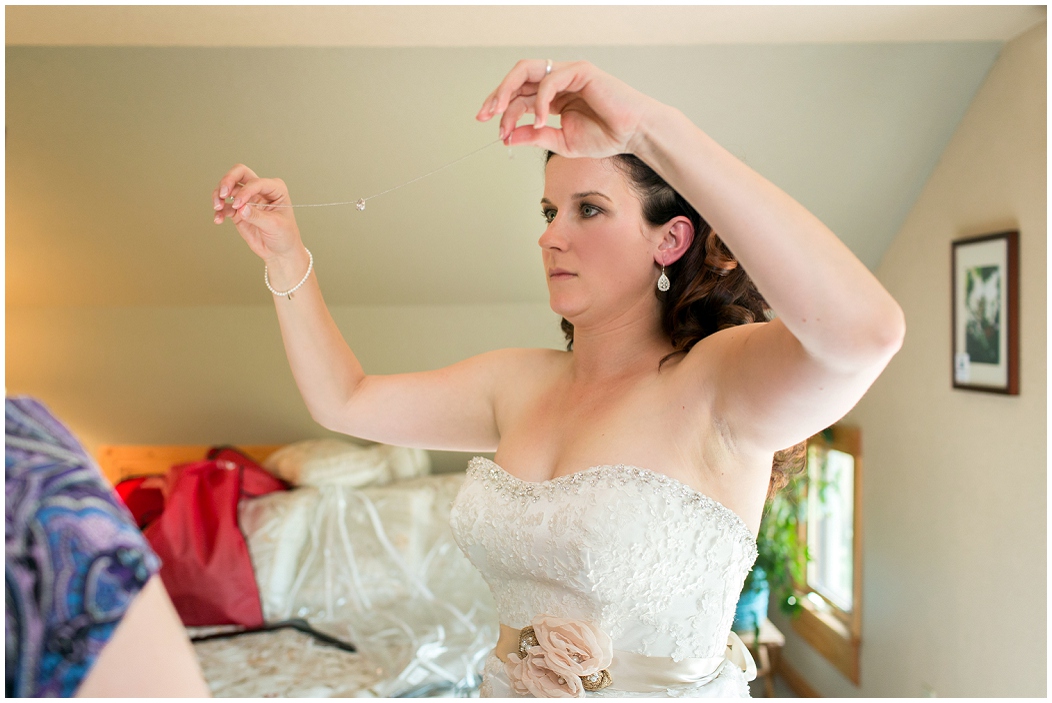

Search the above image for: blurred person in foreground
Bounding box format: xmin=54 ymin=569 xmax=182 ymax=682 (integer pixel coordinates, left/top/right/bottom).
xmin=6 ymin=396 xmax=210 ymax=697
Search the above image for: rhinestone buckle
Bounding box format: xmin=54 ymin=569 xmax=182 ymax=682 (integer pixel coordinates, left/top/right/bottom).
xmin=517 ymin=624 xmax=539 ymax=657
xmin=580 ymin=668 xmax=613 ymax=691
xmin=518 ymin=625 xmax=613 ymax=692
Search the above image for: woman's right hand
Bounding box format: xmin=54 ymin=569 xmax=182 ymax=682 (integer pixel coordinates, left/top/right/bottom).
xmin=212 ymin=164 xmax=302 ymax=262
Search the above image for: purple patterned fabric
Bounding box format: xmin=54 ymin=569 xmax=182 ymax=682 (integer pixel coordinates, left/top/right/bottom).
xmin=5 ymin=396 xmax=161 ymax=697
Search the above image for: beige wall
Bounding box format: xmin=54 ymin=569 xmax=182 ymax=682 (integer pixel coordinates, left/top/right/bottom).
xmin=5 ymin=302 xmax=566 ymax=474
xmin=768 ymin=22 xmax=1046 ymax=697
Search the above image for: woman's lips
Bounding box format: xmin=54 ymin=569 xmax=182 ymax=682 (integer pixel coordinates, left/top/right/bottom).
xmin=550 ymin=273 xmax=576 ymax=279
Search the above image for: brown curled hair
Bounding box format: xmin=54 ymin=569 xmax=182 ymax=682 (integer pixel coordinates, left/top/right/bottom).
xmin=545 ymin=150 xmax=806 ymax=500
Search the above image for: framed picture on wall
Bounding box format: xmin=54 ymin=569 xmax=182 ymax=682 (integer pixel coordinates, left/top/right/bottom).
xmin=951 ymin=230 xmax=1019 ymax=394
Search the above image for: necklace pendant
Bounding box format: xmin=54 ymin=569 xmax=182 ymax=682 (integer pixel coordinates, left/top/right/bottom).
xmin=287 ymin=292 xmax=293 ymax=300
xmin=355 ymin=198 xmax=366 ymax=211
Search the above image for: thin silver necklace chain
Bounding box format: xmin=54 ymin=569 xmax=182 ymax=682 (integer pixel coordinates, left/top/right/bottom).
xmin=230 ymin=137 xmax=508 ymax=211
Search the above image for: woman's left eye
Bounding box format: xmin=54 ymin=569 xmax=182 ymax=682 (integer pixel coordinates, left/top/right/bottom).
xmin=581 ymin=204 xmax=601 ymax=218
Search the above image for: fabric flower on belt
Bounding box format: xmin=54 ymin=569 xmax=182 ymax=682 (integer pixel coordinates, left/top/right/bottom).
xmin=503 ymin=615 xmax=613 ymax=697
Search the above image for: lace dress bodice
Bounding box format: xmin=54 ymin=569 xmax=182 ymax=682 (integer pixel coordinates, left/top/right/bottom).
xmin=449 ymin=456 xmax=759 ymax=697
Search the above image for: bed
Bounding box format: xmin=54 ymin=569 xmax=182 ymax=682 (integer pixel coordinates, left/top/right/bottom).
xmin=97 ymin=442 xmax=498 ymax=698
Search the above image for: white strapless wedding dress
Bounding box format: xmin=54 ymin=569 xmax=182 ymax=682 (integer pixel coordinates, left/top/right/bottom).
xmin=449 ymin=456 xmax=760 ymax=698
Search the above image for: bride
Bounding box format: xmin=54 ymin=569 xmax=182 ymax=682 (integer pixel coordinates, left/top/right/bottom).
xmin=212 ymin=59 xmax=904 ymax=697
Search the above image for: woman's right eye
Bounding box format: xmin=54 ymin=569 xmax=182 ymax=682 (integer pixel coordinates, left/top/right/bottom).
xmin=542 ymin=209 xmax=556 ymax=223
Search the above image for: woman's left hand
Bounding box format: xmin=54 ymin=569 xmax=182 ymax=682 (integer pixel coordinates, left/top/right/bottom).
xmin=476 ymin=60 xmax=666 ymax=159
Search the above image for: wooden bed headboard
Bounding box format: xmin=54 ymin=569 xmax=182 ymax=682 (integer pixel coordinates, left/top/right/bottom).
xmin=95 ymin=444 xmax=286 ymax=485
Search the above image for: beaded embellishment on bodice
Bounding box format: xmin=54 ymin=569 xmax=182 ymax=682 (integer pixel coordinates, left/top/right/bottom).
xmin=448 ymin=457 xmax=758 ymax=663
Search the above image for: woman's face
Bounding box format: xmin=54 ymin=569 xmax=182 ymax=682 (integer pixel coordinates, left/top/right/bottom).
xmin=539 ymin=155 xmax=662 ymax=328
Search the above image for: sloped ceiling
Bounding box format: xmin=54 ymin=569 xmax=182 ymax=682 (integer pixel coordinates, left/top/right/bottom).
xmin=5 ymin=6 xmax=1045 ymax=308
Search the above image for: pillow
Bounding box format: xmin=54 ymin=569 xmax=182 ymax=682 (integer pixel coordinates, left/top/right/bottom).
xmin=262 ymin=439 xmax=431 ymax=487
xmin=375 ymin=443 xmax=432 ymax=482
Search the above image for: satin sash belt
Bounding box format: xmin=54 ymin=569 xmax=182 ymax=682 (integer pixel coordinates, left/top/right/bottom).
xmin=496 ymin=623 xmax=757 ymax=693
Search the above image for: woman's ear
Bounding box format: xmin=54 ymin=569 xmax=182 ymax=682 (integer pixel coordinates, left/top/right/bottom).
xmin=656 ymin=217 xmax=694 ymax=266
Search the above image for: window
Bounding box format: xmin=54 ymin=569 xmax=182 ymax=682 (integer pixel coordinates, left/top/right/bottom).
xmin=791 ymin=425 xmax=863 ymax=685
xmin=807 ymin=441 xmax=855 ymax=611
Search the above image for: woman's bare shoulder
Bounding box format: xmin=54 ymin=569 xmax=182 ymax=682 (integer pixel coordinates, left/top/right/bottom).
xmin=483 ymin=348 xmax=566 ymax=440
xmin=487 ymin=347 xmax=567 ymax=412
xmin=489 ymin=347 xmax=569 ymax=379
xmin=679 ymin=322 xmax=767 ymax=376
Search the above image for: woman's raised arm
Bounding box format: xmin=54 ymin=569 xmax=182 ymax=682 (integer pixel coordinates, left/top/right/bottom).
xmin=628 ymin=94 xmax=906 ymax=453
xmin=212 ymin=165 xmax=509 ymax=452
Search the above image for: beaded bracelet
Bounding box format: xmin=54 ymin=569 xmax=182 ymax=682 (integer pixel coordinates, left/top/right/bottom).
xmin=264 ymin=247 xmax=313 ymax=300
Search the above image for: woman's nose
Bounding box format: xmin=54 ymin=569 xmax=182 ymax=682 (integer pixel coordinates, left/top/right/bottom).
xmin=538 ymin=219 xmax=568 ymax=251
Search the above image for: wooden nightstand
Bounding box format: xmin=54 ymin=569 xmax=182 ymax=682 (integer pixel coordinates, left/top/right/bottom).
xmin=734 ymin=618 xmax=786 ymax=697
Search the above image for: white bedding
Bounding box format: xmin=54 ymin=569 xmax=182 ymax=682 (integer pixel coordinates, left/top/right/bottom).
xmin=193 ymin=627 xmax=383 ymax=697
xmin=193 ymin=471 xmax=497 ymax=697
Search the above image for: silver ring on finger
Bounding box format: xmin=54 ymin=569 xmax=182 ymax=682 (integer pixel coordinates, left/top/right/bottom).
xmin=545 ymin=59 xmax=552 ymax=75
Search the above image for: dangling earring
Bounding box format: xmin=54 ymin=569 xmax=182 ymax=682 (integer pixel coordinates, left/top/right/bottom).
xmin=657 ymin=264 xmax=670 ymax=292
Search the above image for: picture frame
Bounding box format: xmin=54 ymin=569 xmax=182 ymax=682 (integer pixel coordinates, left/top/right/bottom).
xmin=950 ymin=230 xmax=1019 ymax=394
